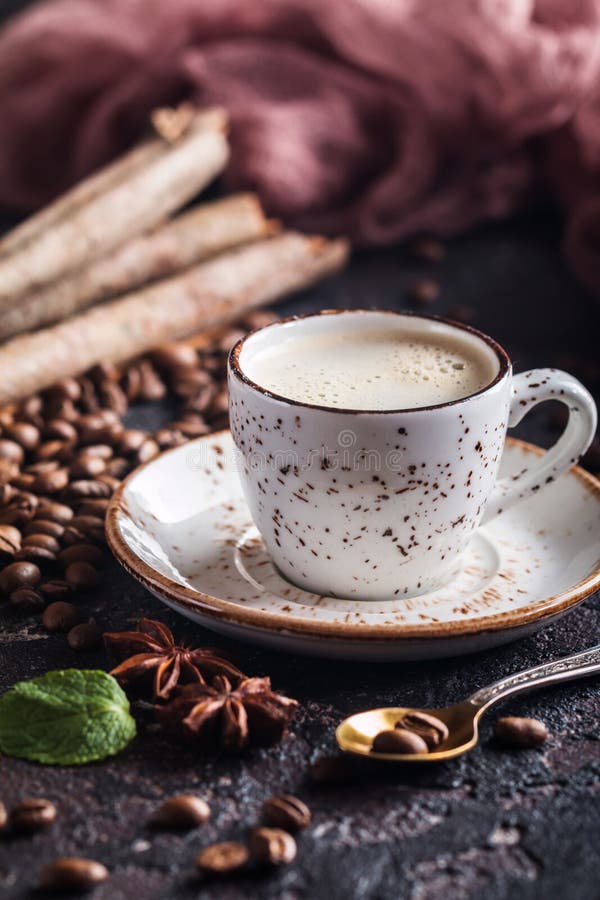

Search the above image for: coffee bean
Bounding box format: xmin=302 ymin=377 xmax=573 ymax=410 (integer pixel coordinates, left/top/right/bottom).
xmin=23 ymin=533 xmax=61 ymax=554
xmin=15 ymin=544 xmax=57 ymax=563
xmin=0 ymin=524 xmax=21 ymax=556
xmin=10 ymin=798 xmax=57 ymax=832
xmin=76 ymin=499 xmax=110 ymax=518
xmin=170 ymin=369 xmax=213 ymax=398
xmin=154 ymin=428 xmax=186 ymax=450
xmin=263 ymin=794 xmax=311 ymax=831
xmin=10 ymin=471 xmax=35 ymax=491
xmin=31 ymin=467 xmax=70 ymax=495
xmin=174 ymin=419 xmax=211 ymax=438
xmin=249 ymin=827 xmax=297 ymax=866
xmin=447 ymin=304 xmax=475 ymax=323
xmin=9 ymin=586 xmax=45 ymax=611
xmin=58 ymin=543 xmax=103 ymax=568
xmin=0 ymin=492 xmax=38 ymax=526
xmin=40 ymin=579 xmax=71 ymax=598
xmin=36 ymin=499 xmax=73 ymax=524
xmin=97 ymin=474 xmax=121 ymax=492
xmin=371 ymin=728 xmax=428 ymax=755
xmin=151 ymin=795 xmax=211 ymax=829
xmin=40 ymin=857 xmax=108 ymax=891
xmin=79 ymin=443 xmax=113 ymax=460
xmin=68 ymin=515 xmax=105 ymax=543
xmin=24 ymin=519 xmax=64 ymax=539
xmin=120 ymin=365 xmax=142 ymax=401
xmin=134 ymin=439 xmax=159 ymax=465
xmin=105 ymin=457 xmax=130 ymax=479
xmin=151 ymin=342 xmax=199 ymax=371
xmin=65 ymin=561 xmax=99 ymax=590
xmin=309 ymin=754 xmax=357 ymax=785
xmin=43 ymin=419 xmax=78 ymax=442
xmin=45 ymin=397 xmax=79 ymax=422
xmin=395 ymin=711 xmax=449 ymax=749
xmin=137 ymin=361 xmax=166 ymax=400
xmin=88 ymin=361 xmax=120 ymax=385
xmin=0 ymin=439 xmax=24 ymax=465
xmin=493 ymin=716 xmax=548 ymax=748
xmin=70 ymin=455 xmax=107 ymax=479
xmin=0 ymin=560 xmax=41 ymax=594
xmin=44 ymin=377 xmax=82 ymax=403
xmin=67 ymin=621 xmax=101 ymax=651
xmin=18 ymin=394 xmax=43 ymax=425
xmin=177 ymin=383 xmax=216 ymax=411
xmin=6 ymin=422 xmax=40 ymax=451
xmin=0 ymin=801 xmax=6 ymax=830
xmin=407 ymin=279 xmax=440 ymax=305
xmin=98 ymin=382 xmax=128 ymax=416
xmin=119 ymin=429 xmax=148 ymax=455
xmin=196 ymin=842 xmax=249 ymax=875
xmin=42 ymin=601 xmax=80 ymax=632
xmin=63 ymin=479 xmax=112 ymax=500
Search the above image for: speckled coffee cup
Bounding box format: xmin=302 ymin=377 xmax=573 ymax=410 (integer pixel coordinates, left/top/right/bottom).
xmin=228 ymin=310 xmax=596 ymax=601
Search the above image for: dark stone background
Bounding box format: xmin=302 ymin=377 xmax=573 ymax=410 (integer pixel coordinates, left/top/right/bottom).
xmin=1 ymin=211 xmax=599 ymax=900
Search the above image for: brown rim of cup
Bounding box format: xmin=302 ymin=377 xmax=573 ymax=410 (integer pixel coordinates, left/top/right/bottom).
xmin=228 ymin=309 xmax=511 ymax=416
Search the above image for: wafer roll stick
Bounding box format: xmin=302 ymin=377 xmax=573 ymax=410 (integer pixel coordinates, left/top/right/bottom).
xmin=0 ymin=233 xmax=349 ymax=403
xmin=0 ymin=108 xmax=229 ymax=308
xmin=0 ymin=194 xmax=276 ymax=340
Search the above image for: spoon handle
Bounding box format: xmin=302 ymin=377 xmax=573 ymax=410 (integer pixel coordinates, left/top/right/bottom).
xmin=468 ymin=644 xmax=600 ymax=709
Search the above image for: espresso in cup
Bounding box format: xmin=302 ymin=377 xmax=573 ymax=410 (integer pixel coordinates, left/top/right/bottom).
xmin=228 ymin=310 xmax=596 ymax=601
xmin=245 ymin=326 xmax=495 ymax=410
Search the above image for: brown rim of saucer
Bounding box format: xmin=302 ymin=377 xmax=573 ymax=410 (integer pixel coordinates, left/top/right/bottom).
xmin=105 ymin=434 xmax=600 ymax=642
xmin=228 ymin=309 xmax=511 ymax=415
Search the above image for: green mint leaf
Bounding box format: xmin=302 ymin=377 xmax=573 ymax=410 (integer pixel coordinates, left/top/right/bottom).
xmin=0 ymin=669 xmax=136 ymax=765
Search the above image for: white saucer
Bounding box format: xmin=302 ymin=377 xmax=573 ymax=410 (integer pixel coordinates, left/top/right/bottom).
xmin=106 ymin=432 xmax=600 ymax=661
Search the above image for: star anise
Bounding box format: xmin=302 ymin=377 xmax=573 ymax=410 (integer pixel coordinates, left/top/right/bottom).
xmin=103 ymin=618 xmax=245 ymax=700
xmin=156 ymin=675 xmax=298 ymax=752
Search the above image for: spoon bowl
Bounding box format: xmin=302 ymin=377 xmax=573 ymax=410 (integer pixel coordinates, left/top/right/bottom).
xmin=336 ymin=701 xmax=481 ymax=762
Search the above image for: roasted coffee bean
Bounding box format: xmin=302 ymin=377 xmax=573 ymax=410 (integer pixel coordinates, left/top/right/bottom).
xmin=263 ymin=795 xmax=311 ymax=831
xmin=0 ymin=483 xmax=16 ymax=505
xmin=175 ymin=419 xmax=211 ymax=438
xmin=88 ymin=361 xmax=120 ymax=385
xmin=69 ymin=515 xmax=105 ymax=542
xmin=35 ymin=439 xmax=71 ymax=462
xmin=15 ymin=545 xmax=57 ymax=563
xmin=196 ymin=841 xmax=249 ymax=875
xmin=63 ymin=479 xmax=112 ymax=500
xmin=0 ymin=439 xmax=24 ymax=465
xmin=40 ymin=857 xmax=108 ymax=891
xmin=10 ymin=472 xmax=35 ymax=491
xmin=30 ymin=467 xmax=70 ymax=495
xmin=43 ymin=419 xmax=78 ymax=442
xmin=134 ymin=439 xmax=159 ymax=465
xmin=493 ymin=716 xmax=548 ymax=748
xmin=447 ymin=303 xmax=475 ymax=323
xmin=209 ymin=389 xmax=229 ymax=418
xmin=44 ymin=397 xmax=79 ymax=422
xmin=24 ymin=460 xmax=59 ymax=475
xmin=120 ymin=365 xmax=142 ymax=401
xmin=77 ymin=413 xmax=121 ymax=446
xmin=22 ymin=533 xmax=61 ymax=554
xmin=395 ymin=711 xmax=449 ymax=749
xmin=119 ymin=429 xmax=148 ymax=455
xmin=98 ymin=381 xmax=128 ymax=416
xmin=0 ymin=560 xmax=41 ymax=594
xmin=371 ymin=728 xmax=428 ymax=755
xmin=42 ymin=601 xmax=80 ymax=633
xmin=79 ymin=443 xmax=113 ymax=460
xmin=65 ymin=561 xmax=99 ymax=590
xmin=78 ymin=376 xmax=101 ymax=413
xmin=9 ymin=586 xmax=45 ymax=611
xmin=76 ymin=499 xmax=110 ymax=518
xmin=67 ymin=621 xmax=101 ymax=651
xmin=409 ymin=235 xmax=446 ymax=262
xmin=407 ymin=279 xmax=440 ymax=305
xmin=70 ymin=454 xmax=107 ymax=479
xmin=151 ymin=795 xmax=211 ymax=829
xmin=24 ymin=519 xmax=64 ymax=539
xmin=5 ymin=422 xmax=40 ymax=451
xmin=59 ymin=543 xmax=103 ymax=568
xmin=0 ymin=492 xmax=38 ymax=525
xmin=40 ymin=579 xmax=71 ymax=598
xmin=0 ymin=524 xmax=21 ymax=556
xmin=249 ymin=827 xmax=297 ymax=866
xmin=18 ymin=394 xmax=43 ymax=424
xmin=36 ymin=498 xmax=73 ymax=524
xmin=104 ymin=457 xmax=130 ymax=479
xmin=45 ymin=377 xmax=82 ymax=403
xmin=175 ymin=382 xmax=216 ymax=410
xmin=309 ymin=754 xmax=357 ymax=785
xmin=10 ymin=798 xmax=57 ymax=832
xmin=137 ymin=361 xmax=166 ymax=400
xmin=154 ymin=428 xmax=186 ymax=449
xmin=97 ymin=474 xmax=121 ymax=492
xmin=0 ymin=801 xmax=6 ymax=830
xmin=151 ymin=342 xmax=198 ymax=372
xmin=170 ymin=368 xmax=213 ymax=397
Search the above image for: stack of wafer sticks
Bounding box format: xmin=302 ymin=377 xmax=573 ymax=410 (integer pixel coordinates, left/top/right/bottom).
xmin=0 ymin=104 xmax=349 ymax=404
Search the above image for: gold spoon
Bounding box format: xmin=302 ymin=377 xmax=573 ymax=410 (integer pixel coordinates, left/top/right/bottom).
xmin=336 ymin=643 xmax=600 ymax=762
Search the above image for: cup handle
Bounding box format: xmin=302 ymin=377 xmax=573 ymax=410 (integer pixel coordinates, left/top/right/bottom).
xmin=481 ymin=368 xmax=597 ymax=524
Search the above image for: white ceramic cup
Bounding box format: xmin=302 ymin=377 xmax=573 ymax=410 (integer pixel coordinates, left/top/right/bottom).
xmin=228 ymin=310 xmax=597 ymax=601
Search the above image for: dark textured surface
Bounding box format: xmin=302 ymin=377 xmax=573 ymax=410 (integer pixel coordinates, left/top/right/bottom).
xmin=1 ymin=214 xmax=600 ymax=900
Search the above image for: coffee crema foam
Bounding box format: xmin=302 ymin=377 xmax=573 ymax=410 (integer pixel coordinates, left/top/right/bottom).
xmin=249 ymin=329 xmax=495 ymax=410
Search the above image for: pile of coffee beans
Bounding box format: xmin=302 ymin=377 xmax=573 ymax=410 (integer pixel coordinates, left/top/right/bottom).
xmin=0 ymin=310 xmax=277 ymax=643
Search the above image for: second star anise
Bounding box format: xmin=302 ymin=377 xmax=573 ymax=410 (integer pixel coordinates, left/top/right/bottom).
xmin=104 ymin=617 xmax=245 ymax=700
xmin=156 ymin=674 xmax=298 ymax=752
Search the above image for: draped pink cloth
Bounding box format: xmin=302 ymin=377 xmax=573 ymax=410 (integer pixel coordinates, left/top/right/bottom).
xmin=1 ymin=0 xmax=600 ymax=288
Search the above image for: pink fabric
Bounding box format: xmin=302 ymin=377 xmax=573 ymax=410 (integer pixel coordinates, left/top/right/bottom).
xmin=2 ymin=0 xmax=600 ymax=286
